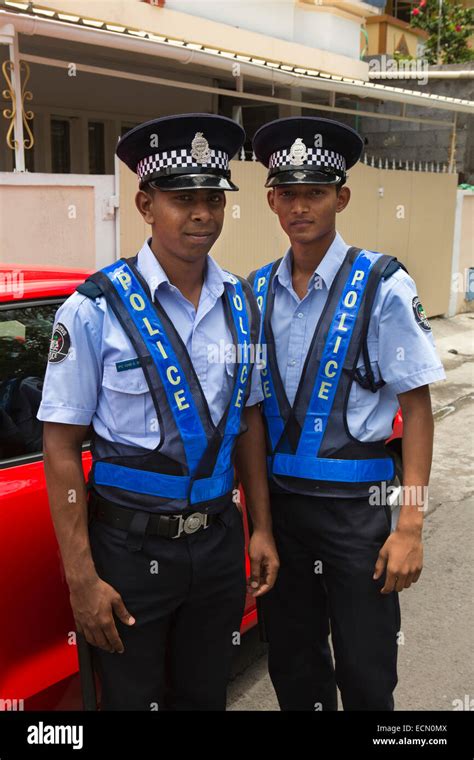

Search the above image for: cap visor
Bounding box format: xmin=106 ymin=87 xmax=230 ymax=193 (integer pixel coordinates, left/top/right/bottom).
xmin=146 ymin=174 xmax=238 ymax=191
xmin=265 ymin=169 xmax=341 ymax=187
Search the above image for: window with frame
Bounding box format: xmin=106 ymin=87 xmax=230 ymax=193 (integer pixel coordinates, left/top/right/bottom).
xmin=51 ymin=118 xmax=71 ymax=173
xmin=88 ymin=121 xmax=105 ymax=174
xmin=0 ymin=300 xmax=62 ymax=460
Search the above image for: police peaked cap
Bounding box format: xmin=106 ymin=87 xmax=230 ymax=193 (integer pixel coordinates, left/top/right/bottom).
xmin=116 ymin=113 xmax=245 ymax=191
xmin=252 ymin=116 xmax=364 ymax=187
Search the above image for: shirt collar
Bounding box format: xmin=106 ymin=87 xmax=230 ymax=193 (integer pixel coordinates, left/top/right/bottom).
xmin=136 ymin=237 xmax=237 ymax=301
xmin=273 ymin=231 xmax=350 ymax=293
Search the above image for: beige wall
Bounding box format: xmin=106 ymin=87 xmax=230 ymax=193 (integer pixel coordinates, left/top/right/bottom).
xmin=0 ymin=173 xmax=115 ymax=270
xmin=387 ymin=26 xmax=421 ymax=57
xmin=120 ymin=161 xmax=458 ymax=318
xmin=366 ymin=20 xmax=423 ymax=57
xmin=338 ymin=163 xmax=458 ymax=318
xmin=0 ymin=184 xmax=96 ymax=268
xmin=0 ymin=163 xmax=461 ymax=317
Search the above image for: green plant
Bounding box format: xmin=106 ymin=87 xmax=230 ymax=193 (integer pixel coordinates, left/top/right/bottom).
xmin=410 ymin=0 xmax=474 ymax=64
xmin=392 ymin=51 xmax=415 ymax=62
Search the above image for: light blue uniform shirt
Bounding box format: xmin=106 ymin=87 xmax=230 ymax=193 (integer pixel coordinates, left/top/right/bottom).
xmin=269 ymin=232 xmax=446 ymax=442
xmin=38 ymin=238 xmax=263 ymax=448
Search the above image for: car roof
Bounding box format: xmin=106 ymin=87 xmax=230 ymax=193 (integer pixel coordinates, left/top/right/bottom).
xmin=0 ymin=263 xmax=94 ymax=303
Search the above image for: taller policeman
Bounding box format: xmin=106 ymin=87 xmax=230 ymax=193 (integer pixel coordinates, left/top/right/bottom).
xmin=38 ymin=114 xmax=278 ymax=711
xmin=249 ymin=117 xmax=446 ymax=711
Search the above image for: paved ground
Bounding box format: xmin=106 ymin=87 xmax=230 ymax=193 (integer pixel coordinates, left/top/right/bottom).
xmin=228 ymin=313 xmax=474 ymax=711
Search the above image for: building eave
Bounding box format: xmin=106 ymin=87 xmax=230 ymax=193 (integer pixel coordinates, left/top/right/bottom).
xmin=0 ymin=5 xmax=473 ymax=115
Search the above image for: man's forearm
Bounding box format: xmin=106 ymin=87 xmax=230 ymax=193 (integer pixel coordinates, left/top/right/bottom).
xmin=44 ymin=446 xmax=98 ymax=588
xmin=235 ymin=404 xmax=272 ymax=533
xmin=398 ymin=386 xmax=434 ymax=533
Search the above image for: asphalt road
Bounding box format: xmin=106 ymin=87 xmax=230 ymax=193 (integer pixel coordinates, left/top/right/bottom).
xmin=227 ymin=313 xmax=474 ymax=711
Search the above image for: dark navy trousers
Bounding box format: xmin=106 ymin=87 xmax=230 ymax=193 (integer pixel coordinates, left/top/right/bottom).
xmin=260 ymin=492 xmax=401 ymax=711
xmin=88 ymin=498 xmax=246 ymax=711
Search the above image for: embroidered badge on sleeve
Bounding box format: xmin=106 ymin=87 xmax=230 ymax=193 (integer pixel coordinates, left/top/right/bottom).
xmin=412 ymin=296 xmax=431 ymax=332
xmin=48 ymin=322 xmax=71 ymax=363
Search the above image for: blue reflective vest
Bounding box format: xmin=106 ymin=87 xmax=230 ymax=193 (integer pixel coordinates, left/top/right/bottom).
xmin=251 ymin=246 xmax=402 ymax=499
xmin=77 ymin=255 xmax=259 ymax=514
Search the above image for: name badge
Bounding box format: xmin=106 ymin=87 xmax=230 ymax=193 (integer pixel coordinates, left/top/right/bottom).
xmin=115 ymin=358 xmax=141 ymax=372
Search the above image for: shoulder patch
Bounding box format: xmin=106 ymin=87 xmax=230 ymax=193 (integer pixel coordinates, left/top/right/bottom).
xmin=412 ymin=296 xmax=431 ymax=332
xmin=48 ymin=322 xmax=71 ymax=363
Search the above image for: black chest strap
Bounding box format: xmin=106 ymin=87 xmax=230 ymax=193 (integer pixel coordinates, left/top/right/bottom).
xmin=354 ymin=256 xmax=408 ymax=393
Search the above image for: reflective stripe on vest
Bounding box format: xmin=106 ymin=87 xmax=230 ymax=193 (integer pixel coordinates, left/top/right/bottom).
xmin=253 ymin=250 xmax=394 ymax=483
xmin=93 ymin=261 xmax=251 ymax=503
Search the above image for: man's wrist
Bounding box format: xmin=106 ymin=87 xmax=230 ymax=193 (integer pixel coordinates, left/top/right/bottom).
xmin=397 ymin=505 xmax=424 ymax=534
xmin=247 ymin=507 xmax=273 ymax=534
xmin=251 ymin=522 xmax=273 ymax=535
xmin=66 ymin=562 xmax=99 ymax=591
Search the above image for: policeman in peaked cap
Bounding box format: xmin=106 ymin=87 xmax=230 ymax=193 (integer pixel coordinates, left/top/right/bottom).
xmin=248 ymin=117 xmax=445 ymax=711
xmin=38 ymin=113 xmax=279 ymax=710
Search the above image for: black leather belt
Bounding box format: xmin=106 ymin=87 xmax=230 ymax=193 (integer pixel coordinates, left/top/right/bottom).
xmin=88 ymin=492 xmax=219 ymax=539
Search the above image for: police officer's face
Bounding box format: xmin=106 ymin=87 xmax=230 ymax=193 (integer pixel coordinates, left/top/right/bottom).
xmin=268 ymin=184 xmax=350 ymax=244
xmin=136 ymin=187 xmax=226 ymax=261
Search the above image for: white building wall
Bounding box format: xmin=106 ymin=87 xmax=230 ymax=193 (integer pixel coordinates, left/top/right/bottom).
xmin=165 ymin=0 xmax=363 ymax=60
xmin=165 ymin=0 xmax=296 ymax=42
xmin=294 ymin=7 xmax=362 ymax=60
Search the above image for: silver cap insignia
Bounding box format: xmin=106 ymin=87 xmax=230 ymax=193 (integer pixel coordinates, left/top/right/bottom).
xmin=191 ymin=132 xmax=212 ymax=164
xmin=289 ymin=138 xmax=307 ymax=166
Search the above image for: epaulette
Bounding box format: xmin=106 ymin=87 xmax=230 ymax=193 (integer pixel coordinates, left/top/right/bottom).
xmin=382 ymin=258 xmax=408 ymax=280
xmin=76 ymin=280 xmax=103 ymax=299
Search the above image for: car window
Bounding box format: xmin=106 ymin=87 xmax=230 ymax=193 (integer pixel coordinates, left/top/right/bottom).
xmin=0 ymin=301 xmax=61 ymax=461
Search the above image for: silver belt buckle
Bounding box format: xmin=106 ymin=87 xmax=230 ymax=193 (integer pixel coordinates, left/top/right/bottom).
xmin=172 ymin=512 xmax=208 ymax=539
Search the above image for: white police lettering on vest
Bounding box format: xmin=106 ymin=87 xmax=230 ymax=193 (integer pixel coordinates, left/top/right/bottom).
xmin=257 ymin=265 xmax=367 ymax=403
xmin=115 ymin=267 xmax=191 ymax=412
xmin=318 ymin=267 xmax=365 ymax=401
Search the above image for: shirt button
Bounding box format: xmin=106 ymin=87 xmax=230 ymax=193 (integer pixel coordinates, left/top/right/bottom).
xmin=296 ymin=312 xmax=304 ymax=319
xmin=289 ymin=359 xmax=296 ymax=366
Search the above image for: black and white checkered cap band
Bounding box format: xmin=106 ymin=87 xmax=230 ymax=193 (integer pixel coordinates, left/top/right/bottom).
xmin=137 ymin=149 xmax=228 ymax=180
xmin=269 ymin=147 xmax=346 ymax=174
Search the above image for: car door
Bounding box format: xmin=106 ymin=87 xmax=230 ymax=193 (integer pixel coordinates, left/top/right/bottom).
xmin=0 ymin=293 xmax=258 ymax=712
xmin=0 ymin=295 xmax=89 ymax=710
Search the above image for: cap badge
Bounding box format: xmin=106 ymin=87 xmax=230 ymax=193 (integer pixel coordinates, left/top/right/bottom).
xmin=191 ymin=132 xmax=211 ymax=164
xmin=289 ymin=138 xmax=307 ymax=166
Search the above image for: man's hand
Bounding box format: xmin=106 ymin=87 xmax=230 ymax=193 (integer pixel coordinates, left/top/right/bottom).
xmin=373 ymin=527 xmax=423 ymax=594
xmin=247 ymin=529 xmax=280 ymax=597
xmin=70 ymin=575 xmax=136 ymax=653
xmin=234 ymin=404 xmax=279 ymax=596
xmin=373 ymin=384 xmax=433 ymax=594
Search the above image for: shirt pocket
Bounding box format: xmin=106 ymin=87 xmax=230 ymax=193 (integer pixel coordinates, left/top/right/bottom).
xmin=214 ymin=359 xmax=235 ymax=409
xmin=215 ymin=359 xmax=234 ymax=405
xmin=350 ymin=339 xmax=382 ymax=408
xmin=101 ymin=363 xmax=150 ymax=436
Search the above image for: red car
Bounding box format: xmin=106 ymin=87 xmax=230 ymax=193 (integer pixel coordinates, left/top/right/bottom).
xmin=0 ymin=264 xmax=403 ymax=711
